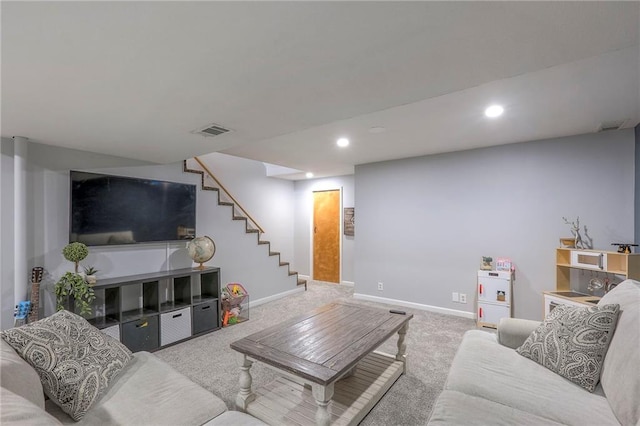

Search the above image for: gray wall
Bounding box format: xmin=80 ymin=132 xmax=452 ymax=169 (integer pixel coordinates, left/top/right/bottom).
xmin=354 ymin=129 xmax=636 ymax=321
xmin=1 ymin=140 xmax=16 ymax=330
xmin=636 ymin=124 xmax=639 ymax=248
xmin=1 ymin=140 xmax=298 ymax=329
xmin=197 ymin=153 xmax=294 ymax=263
xmin=293 ymin=176 xmax=355 ymax=283
xmin=1 ymin=137 xmax=153 ymax=329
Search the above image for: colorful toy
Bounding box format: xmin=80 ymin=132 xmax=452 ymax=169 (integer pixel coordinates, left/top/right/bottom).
xmin=222 ymin=283 xmax=249 ymax=326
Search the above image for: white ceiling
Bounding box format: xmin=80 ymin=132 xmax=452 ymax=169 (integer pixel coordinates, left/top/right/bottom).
xmin=2 ymin=2 xmax=639 ymax=180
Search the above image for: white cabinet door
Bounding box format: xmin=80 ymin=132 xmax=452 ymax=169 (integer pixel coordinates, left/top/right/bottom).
xmin=478 ymin=302 xmax=510 ymax=327
xmin=543 ymin=294 xmax=588 ymax=317
xmin=478 ymin=272 xmax=511 ymax=305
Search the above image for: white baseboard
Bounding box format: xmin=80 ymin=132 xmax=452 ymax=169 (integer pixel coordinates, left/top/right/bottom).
xmin=250 ymin=286 xmax=306 ymax=308
xmin=353 ymin=293 xmax=475 ymax=320
xmin=297 ymin=275 xmax=353 ymax=287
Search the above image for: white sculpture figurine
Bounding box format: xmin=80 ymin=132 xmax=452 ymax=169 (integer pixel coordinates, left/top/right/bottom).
xmin=562 ymin=216 xmax=591 ymax=250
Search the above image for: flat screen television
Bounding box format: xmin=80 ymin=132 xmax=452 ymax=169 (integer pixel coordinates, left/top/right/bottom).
xmin=70 ymin=171 xmax=196 ymax=246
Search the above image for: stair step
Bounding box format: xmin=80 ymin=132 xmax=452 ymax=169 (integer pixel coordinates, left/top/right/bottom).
xmin=185 ymin=158 xmax=301 ymax=291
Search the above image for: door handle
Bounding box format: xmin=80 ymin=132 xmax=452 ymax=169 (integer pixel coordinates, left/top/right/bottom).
xmin=314 ymin=226 xmax=317 ymax=234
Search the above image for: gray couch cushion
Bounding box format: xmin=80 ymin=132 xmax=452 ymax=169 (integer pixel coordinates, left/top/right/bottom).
xmin=516 ymin=303 xmax=620 ymax=392
xmin=428 ymin=390 xmax=566 ymax=426
xmin=1 ymin=339 xmax=46 ymax=409
xmin=45 ymin=351 xmax=227 ymax=425
xmin=598 ymin=279 xmax=640 ymax=426
xmin=1 ymin=387 xmax=61 ymax=426
xmin=444 ymin=330 xmax=619 ymax=425
xmin=497 ymin=317 xmax=541 ymax=349
xmin=1 ymin=310 xmax=132 ymax=421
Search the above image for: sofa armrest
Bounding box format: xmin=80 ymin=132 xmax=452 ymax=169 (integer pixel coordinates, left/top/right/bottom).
xmin=497 ymin=318 xmax=541 ymax=349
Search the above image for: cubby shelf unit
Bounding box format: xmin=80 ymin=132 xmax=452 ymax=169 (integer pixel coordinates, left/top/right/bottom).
xmin=64 ymin=267 xmax=221 ymax=352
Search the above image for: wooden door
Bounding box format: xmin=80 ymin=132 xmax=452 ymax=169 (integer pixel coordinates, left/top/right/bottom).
xmin=313 ymin=190 xmax=340 ymax=283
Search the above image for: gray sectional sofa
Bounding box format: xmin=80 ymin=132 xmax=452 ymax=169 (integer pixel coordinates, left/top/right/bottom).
xmin=428 ymin=279 xmax=640 ymax=426
xmin=1 ymin=338 xmax=265 ymax=426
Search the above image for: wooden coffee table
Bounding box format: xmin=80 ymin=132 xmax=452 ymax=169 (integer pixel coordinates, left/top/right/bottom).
xmin=230 ymin=302 xmax=412 ymax=426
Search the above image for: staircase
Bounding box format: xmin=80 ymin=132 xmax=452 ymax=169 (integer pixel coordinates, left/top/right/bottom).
xmin=183 ymin=158 xmax=307 ymax=290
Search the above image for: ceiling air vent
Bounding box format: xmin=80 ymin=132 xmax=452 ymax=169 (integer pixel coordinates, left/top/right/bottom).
xmin=596 ymin=120 xmax=627 ymax=132
xmin=192 ymin=123 xmax=232 ymax=137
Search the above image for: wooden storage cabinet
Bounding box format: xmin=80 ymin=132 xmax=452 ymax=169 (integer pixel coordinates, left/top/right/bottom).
xmin=556 ymin=248 xmax=640 ymax=291
xmin=546 ymin=249 xmax=640 ymax=316
xmin=66 ymin=267 xmax=220 ymax=352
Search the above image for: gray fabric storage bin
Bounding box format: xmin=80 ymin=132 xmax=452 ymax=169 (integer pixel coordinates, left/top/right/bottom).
xmin=160 ymin=307 xmax=191 ymax=346
xmin=193 ymin=302 xmax=218 ymax=334
xmin=121 ymin=316 xmax=159 ymax=352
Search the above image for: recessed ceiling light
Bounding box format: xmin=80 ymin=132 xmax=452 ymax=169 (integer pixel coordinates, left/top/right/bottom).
xmin=485 ymin=105 xmax=504 ymax=118
xmin=368 ymin=126 xmax=386 ymax=134
xmin=305 ymin=172 xmax=314 ymax=179
xmin=336 ymin=137 xmax=350 ymax=147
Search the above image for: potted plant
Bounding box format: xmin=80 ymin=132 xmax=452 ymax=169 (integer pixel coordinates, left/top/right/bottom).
xmin=84 ymin=266 xmax=99 ymax=284
xmin=62 ymin=242 xmax=89 ymax=273
xmin=55 ymin=242 xmax=95 ymax=315
xmin=55 ymin=272 xmax=95 ymax=315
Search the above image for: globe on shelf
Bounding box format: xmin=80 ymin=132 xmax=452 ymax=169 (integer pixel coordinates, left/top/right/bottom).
xmin=187 ymin=236 xmax=216 ymax=270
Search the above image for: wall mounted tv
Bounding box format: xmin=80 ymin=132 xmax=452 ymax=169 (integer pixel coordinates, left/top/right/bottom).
xmin=70 ymin=171 xmax=196 ymax=246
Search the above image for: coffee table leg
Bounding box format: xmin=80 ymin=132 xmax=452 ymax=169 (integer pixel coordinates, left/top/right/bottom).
xmin=311 ymin=383 xmax=334 ymax=426
xmin=236 ymin=354 xmax=255 ymax=411
xmin=396 ymin=322 xmax=409 ymax=373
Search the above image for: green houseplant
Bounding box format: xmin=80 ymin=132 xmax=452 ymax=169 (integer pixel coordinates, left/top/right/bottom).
xmin=55 ymin=272 xmax=95 ymax=315
xmin=84 ymin=265 xmax=99 ymax=284
xmin=55 ymin=242 xmax=95 ymax=315
xmin=62 ymin=242 xmax=89 ymax=273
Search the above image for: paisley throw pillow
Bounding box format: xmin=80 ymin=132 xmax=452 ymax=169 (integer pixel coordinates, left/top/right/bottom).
xmin=1 ymin=310 xmax=132 ymax=420
xmin=516 ymin=303 xmax=619 ymax=392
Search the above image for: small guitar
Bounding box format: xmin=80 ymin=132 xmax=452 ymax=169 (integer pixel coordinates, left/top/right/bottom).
xmin=14 ymin=301 xmax=31 ymax=327
xmin=28 ymin=267 xmax=44 ymax=324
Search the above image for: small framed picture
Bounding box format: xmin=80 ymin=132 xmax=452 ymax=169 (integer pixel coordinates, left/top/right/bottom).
xmin=344 ymin=207 xmax=354 ymax=236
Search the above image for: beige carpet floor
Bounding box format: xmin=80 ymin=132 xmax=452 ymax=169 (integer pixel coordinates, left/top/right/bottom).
xmin=155 ymin=281 xmax=476 ymax=425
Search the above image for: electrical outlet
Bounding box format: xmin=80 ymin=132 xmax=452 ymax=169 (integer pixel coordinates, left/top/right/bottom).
xmin=377 ymin=282 xmax=384 ymax=291
xmin=459 ymin=293 xmax=467 ymax=303
xmin=452 ymin=292 xmax=459 ymax=302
